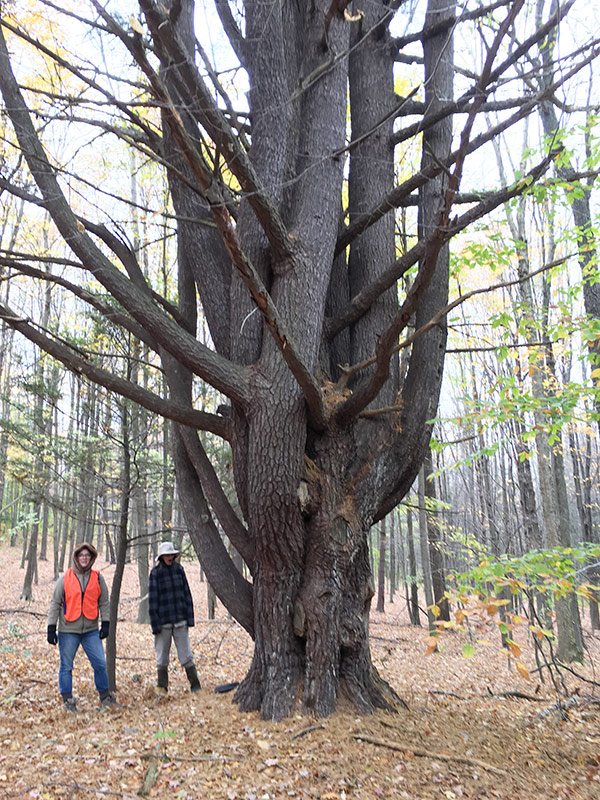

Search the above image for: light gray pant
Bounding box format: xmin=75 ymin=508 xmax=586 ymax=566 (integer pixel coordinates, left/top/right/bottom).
xmin=154 ymin=624 xmax=194 ymax=669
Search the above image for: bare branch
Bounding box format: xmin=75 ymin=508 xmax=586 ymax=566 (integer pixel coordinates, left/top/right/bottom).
xmin=335 ymin=0 xmax=527 ymax=424
xmin=0 ymin=253 xmax=159 ymax=350
xmin=393 ymin=0 xmax=511 ymax=51
xmin=0 ymin=300 xmax=230 ymax=438
xmin=214 ymin=0 xmax=246 ymax=65
xmin=341 ymin=42 xmax=598 ymax=259
xmin=0 ymin=23 xmax=251 ymax=408
xmin=137 ymin=0 xmax=294 ymax=263
xmin=344 ymin=254 xmax=571 ymax=384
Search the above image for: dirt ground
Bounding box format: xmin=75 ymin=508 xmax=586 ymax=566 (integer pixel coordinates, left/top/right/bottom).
xmin=1 ymin=545 xmax=599 ymax=800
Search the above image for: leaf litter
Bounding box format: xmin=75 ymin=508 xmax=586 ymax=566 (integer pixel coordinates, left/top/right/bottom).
xmin=0 ymin=547 xmax=599 ymax=799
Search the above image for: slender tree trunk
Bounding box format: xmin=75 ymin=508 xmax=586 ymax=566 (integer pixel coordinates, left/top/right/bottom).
xmin=418 ymin=467 xmax=435 ymax=631
xmin=207 ymin=583 xmax=216 ymax=620
xmin=106 ymin=402 xmax=131 ymax=692
xmin=376 ymin=518 xmax=386 ymax=613
xmin=389 ymin=513 xmax=396 ymax=604
xmin=423 ymin=449 xmax=449 ymax=621
xmin=406 ymin=509 xmax=421 ymax=626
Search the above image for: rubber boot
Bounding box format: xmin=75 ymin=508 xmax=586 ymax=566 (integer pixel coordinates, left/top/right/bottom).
xmin=185 ymin=665 xmax=201 ymax=693
xmin=156 ymin=667 xmax=169 ymax=694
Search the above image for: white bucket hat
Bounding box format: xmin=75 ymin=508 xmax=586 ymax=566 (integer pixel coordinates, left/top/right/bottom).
xmin=156 ymin=541 xmax=180 ymax=562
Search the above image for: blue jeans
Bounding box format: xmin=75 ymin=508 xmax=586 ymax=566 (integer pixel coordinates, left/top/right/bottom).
xmin=58 ymin=630 xmax=109 ymax=697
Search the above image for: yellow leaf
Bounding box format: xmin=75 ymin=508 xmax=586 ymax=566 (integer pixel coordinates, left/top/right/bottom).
xmin=344 ymin=9 xmax=364 ymax=22
xmin=257 ymin=740 xmax=270 ymax=751
xmin=425 ymin=636 xmax=438 ymax=656
xmin=431 ymin=604 xmax=440 ymax=618
xmin=129 ymin=16 xmax=144 ymax=34
xmin=516 ymin=661 xmax=531 ymax=681
xmin=507 ymin=640 xmax=522 ymax=658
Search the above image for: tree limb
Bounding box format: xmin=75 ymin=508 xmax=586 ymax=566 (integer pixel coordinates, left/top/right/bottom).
xmin=137 ymin=0 xmax=293 ymax=263
xmin=0 ymin=22 xmax=251 ymax=408
xmin=335 ymin=0 xmax=526 ymax=424
xmin=393 ymin=0 xmax=510 ymax=51
xmin=214 ymin=0 xmax=246 ymax=65
xmin=341 ymin=252 xmax=568 ymax=385
xmin=177 ymin=425 xmax=255 ymax=571
xmin=0 ymin=300 xmax=230 ymax=437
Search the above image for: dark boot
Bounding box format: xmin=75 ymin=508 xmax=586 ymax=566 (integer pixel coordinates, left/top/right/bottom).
xmin=62 ymin=695 xmax=77 ymax=714
xmin=157 ymin=667 xmax=169 ymax=693
xmin=185 ymin=665 xmax=201 ymax=693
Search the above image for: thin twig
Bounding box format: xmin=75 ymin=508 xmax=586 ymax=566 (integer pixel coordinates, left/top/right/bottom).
xmin=354 ymin=735 xmax=507 ymax=775
xmin=290 ymin=723 xmax=326 ymax=741
xmin=486 ymin=690 xmax=545 ymax=702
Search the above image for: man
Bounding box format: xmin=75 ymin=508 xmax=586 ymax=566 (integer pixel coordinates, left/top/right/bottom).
xmin=148 ymin=541 xmax=201 ymax=694
xmin=47 ymin=541 xmax=117 ymax=712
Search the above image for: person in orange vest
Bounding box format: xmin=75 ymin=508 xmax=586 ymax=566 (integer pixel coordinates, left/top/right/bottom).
xmin=47 ymin=541 xmax=117 ymax=713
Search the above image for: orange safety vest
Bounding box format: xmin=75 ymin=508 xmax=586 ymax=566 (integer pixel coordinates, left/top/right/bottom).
xmin=63 ymin=568 xmax=101 ymax=621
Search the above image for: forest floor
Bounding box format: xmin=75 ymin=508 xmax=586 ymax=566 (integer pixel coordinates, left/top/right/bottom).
xmin=0 ymin=546 xmax=599 ymax=800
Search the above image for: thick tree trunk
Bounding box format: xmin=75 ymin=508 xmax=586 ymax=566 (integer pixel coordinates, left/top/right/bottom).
xmin=233 ymin=426 xmax=399 ymax=720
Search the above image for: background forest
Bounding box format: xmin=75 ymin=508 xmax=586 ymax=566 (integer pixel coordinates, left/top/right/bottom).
xmin=0 ymin=0 xmax=600 ymax=719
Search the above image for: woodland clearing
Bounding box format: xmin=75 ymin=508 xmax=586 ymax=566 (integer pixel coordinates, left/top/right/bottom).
xmin=0 ymin=545 xmax=599 ymax=800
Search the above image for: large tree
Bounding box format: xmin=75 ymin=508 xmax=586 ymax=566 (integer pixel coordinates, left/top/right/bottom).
xmin=0 ymin=0 xmax=595 ymax=719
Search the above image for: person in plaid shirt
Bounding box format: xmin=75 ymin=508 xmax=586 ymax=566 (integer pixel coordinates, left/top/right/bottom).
xmin=148 ymin=541 xmax=201 ymax=694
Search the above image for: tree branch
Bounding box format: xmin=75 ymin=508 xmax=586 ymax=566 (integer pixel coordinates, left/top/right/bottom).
xmin=177 ymin=425 xmax=255 ymax=571
xmin=342 ymin=253 xmax=570 ymax=385
xmin=91 ymin=4 xmax=326 ymax=426
xmin=214 ymin=0 xmax=246 ymax=65
xmin=337 ymin=37 xmax=598 ymax=260
xmin=0 ymin=16 xmax=162 ymax=151
xmin=0 ymin=22 xmax=251 ymax=408
xmin=354 ymin=735 xmax=507 ymax=776
xmin=0 ymin=254 xmax=160 ymax=350
xmin=136 ymin=0 xmax=293 ymax=263
xmin=335 ymin=0 xmax=526 ymax=424
xmin=0 ymin=301 xmax=230 ymax=438
xmin=393 ymin=0 xmax=511 ymax=51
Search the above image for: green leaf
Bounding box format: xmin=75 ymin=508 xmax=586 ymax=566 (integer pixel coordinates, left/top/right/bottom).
xmin=462 ymin=643 xmax=475 ymax=659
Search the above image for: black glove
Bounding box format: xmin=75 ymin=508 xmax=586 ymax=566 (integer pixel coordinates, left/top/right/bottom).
xmin=99 ymin=621 xmax=110 ymax=640
xmin=47 ymin=624 xmax=58 ymax=645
